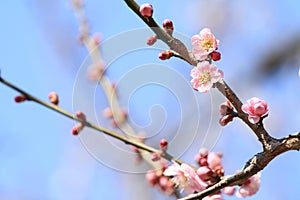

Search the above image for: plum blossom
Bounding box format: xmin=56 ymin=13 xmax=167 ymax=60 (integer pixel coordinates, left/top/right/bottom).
xmin=241 ymin=97 xmax=268 ymax=124
xmin=236 ymin=173 xmax=261 ymax=198
xmin=163 ymin=163 xmax=207 ymax=194
xmin=192 ymin=28 xmax=219 ymax=60
xmin=190 ymin=61 xmax=223 ymax=93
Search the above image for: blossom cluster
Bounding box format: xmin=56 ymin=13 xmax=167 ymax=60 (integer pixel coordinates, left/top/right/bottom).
xmin=144 ymin=147 xmax=260 ymax=199
xmin=190 ymin=28 xmax=223 ymax=93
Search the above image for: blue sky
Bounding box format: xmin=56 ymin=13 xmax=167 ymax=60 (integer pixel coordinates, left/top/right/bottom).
xmin=1 ymin=1 xmax=300 ymax=200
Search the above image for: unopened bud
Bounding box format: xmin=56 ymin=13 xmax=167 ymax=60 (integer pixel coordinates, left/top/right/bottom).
xmin=71 ymin=123 xmax=84 ymax=136
xmin=219 ymin=115 xmax=234 ymax=126
xmin=151 ymin=152 xmax=162 ymax=161
xmin=146 ymin=35 xmax=157 ymax=46
xmin=210 ymin=51 xmax=221 ymax=61
xmin=158 ymin=50 xmax=174 ymax=60
xmin=197 ymin=166 xmax=213 ymax=181
xmin=139 ymin=3 xmax=153 ymax=18
xmin=48 ymin=92 xmax=59 ymax=105
xmin=160 ymin=139 xmax=168 ymax=151
xmin=162 ymin=19 xmax=174 ymax=35
xmin=14 ymin=95 xmax=27 ymax=103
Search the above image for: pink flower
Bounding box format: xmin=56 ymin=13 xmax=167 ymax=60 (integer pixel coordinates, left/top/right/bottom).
xmin=139 ymin=3 xmax=153 ymax=18
xmin=190 ymin=61 xmax=223 ymax=93
xmin=192 ymin=28 xmax=219 ymax=60
xmin=241 ymin=97 xmax=269 ymax=124
xmin=236 ymin=173 xmax=261 ymax=198
xmin=163 ymin=163 xmax=207 ymax=194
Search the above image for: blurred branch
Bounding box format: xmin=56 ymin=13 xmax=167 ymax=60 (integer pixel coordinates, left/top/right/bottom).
xmin=260 ymin=34 xmax=300 ymax=76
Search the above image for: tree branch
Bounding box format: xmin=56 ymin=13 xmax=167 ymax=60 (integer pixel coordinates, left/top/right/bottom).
xmin=180 ymin=132 xmax=300 ymax=200
xmin=124 ymin=1 xmax=300 ymax=199
xmin=0 ymin=76 xmax=184 ymax=165
xmin=124 ymin=0 xmax=198 ymax=66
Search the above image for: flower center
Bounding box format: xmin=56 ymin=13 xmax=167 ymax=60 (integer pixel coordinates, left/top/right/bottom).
xmin=201 ymin=40 xmax=213 ymax=51
xmin=199 ymin=72 xmax=211 ymax=84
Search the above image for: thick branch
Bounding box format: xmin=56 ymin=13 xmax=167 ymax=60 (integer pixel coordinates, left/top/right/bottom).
xmin=180 ymin=132 xmax=300 ymax=200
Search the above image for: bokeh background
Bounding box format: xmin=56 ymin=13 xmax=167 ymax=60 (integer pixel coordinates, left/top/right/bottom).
xmin=1 ymin=0 xmax=300 ymax=200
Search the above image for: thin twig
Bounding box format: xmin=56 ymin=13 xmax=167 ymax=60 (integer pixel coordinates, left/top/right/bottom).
xmin=0 ymin=76 xmax=184 ymax=164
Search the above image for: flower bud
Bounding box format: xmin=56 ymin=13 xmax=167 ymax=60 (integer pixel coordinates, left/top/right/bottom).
xmin=160 ymin=139 xmax=168 ymax=151
xmin=158 ymin=50 xmax=174 ymax=60
xmin=210 ymin=51 xmax=221 ymax=61
xmin=197 ymin=166 xmax=212 ymax=181
xmin=151 ymin=152 xmax=162 ymax=161
xmin=14 ymin=95 xmax=27 ymax=103
xmin=146 ymin=35 xmax=157 ymax=46
xmin=139 ymin=3 xmax=153 ymax=18
xmin=48 ymin=92 xmax=59 ymax=105
xmin=162 ymin=19 xmax=174 ymax=35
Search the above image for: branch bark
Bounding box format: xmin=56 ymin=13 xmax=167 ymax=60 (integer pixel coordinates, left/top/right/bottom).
xmin=123 ymin=0 xmax=300 ymax=199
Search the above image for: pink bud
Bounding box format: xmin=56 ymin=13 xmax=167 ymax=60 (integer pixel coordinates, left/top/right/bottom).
xmin=210 ymin=51 xmax=221 ymax=61
xmin=159 ymin=176 xmax=174 ymax=195
xmin=146 ymin=35 xmax=157 ymax=46
xmin=219 ymin=101 xmax=233 ymax=116
xmin=158 ymin=50 xmax=174 ymax=60
xmin=223 ymin=186 xmax=236 ymax=195
xmin=151 ymin=152 xmax=162 ymax=161
xmin=146 ymin=170 xmax=158 ymax=186
xmin=71 ymin=123 xmax=84 ymax=136
xmin=197 ymin=166 xmax=212 ymax=181
xmin=14 ymin=95 xmax=27 ymax=103
xmin=162 ymin=19 xmax=174 ymax=35
xmin=219 ymin=115 xmax=234 ymax=126
xmin=91 ymin=32 xmax=102 ymax=46
xmin=75 ymin=111 xmax=86 ymax=123
xmin=199 ymin=148 xmax=208 ymax=157
xmin=199 ymin=158 xmax=208 ymax=166
xmin=102 ymin=107 xmax=113 ymax=118
xmin=88 ymin=61 xmax=105 ymax=81
xmin=194 ymin=154 xmax=201 ymax=163
xmin=160 ymin=139 xmax=168 ymax=151
xmin=139 ymin=3 xmax=153 ymax=18
xmin=48 ymin=92 xmax=59 ymax=105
